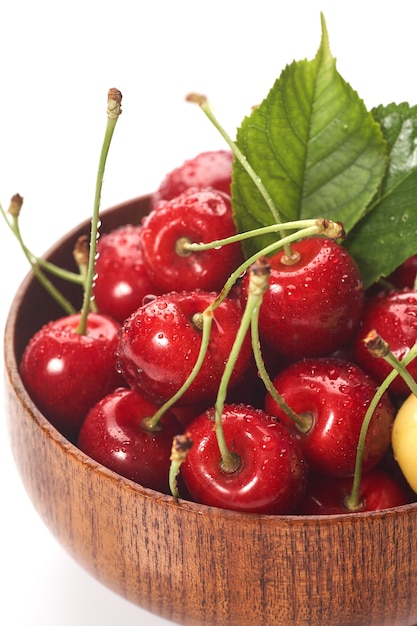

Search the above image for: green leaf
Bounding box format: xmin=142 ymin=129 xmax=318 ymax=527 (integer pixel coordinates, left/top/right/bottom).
xmin=232 ymin=14 xmax=387 ymax=257
xmin=345 ymin=102 xmax=417 ymax=288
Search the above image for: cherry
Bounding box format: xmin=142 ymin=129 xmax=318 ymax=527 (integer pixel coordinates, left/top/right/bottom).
xmin=170 ymin=401 xmax=212 ymax=430
xmin=151 ymin=149 xmax=233 ymax=206
xmin=140 ymin=188 xmax=244 ymax=293
xmin=116 ymin=290 xmax=253 ymax=407
xmin=77 ymin=387 xmax=182 ymax=494
xmin=387 ymin=254 xmax=417 ymax=290
xmin=353 ymin=289 xmax=417 ymax=398
xmin=240 ymin=236 xmax=364 ymax=364
xmin=295 ymin=468 xmax=412 ymax=515
xmin=20 ymin=312 xmax=122 ymax=441
xmin=264 ymin=357 xmax=395 ymax=477
xmin=180 ymin=403 xmax=308 ymax=514
xmin=93 ymin=223 xmax=157 ymax=323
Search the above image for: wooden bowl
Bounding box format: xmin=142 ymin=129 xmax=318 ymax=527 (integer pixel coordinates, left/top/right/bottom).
xmin=4 ymin=195 xmax=417 ymax=626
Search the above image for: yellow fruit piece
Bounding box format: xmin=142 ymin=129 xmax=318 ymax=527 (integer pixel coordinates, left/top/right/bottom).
xmin=392 ymin=393 xmax=417 ymax=493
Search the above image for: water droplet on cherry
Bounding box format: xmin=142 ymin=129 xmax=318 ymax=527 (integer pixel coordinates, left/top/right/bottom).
xmin=142 ymin=293 xmax=157 ymax=305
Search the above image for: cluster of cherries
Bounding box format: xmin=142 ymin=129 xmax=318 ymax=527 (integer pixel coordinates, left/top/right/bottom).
xmin=19 ymin=149 xmax=417 ymax=515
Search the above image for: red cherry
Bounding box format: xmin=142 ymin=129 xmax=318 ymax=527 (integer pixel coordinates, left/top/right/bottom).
xmin=241 ymin=236 xmax=364 ymax=364
xmin=170 ymin=401 xmax=211 ymax=429
xmin=140 ymin=188 xmax=244 ymax=293
xmin=93 ymin=224 xmax=157 ymax=323
xmin=151 ymin=149 xmax=233 ymax=205
xmin=116 ymin=291 xmax=252 ymax=407
xmin=296 ymin=468 xmax=412 ymax=515
xmin=20 ymin=312 xmax=122 ymax=441
xmin=353 ymin=289 xmax=417 ymax=397
xmin=387 ymin=254 xmax=417 ymax=289
xmin=180 ymin=404 xmax=308 ymax=514
xmin=77 ymin=387 xmax=181 ymax=494
xmin=264 ymin=357 xmax=395 ymax=477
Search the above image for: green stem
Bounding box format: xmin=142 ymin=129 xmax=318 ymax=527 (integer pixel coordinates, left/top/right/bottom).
xmin=251 ymin=303 xmax=312 ymax=432
xmin=10 ymin=213 xmax=77 ymax=314
xmin=346 ymin=340 xmax=417 ymax=511
xmin=0 ymin=197 xmax=80 ymax=312
xmin=214 ymin=258 xmax=270 ymax=473
xmin=76 ymin=88 xmax=122 ymax=335
xmin=1 ymin=200 xmax=82 ymax=282
xmin=169 ymin=434 xmax=194 ymax=498
xmin=73 ymin=235 xmax=98 ymax=312
xmin=169 ymin=459 xmax=182 ymax=498
xmin=181 ymin=218 xmax=318 ymax=253
xmin=143 ymin=309 xmax=214 ymax=430
xmin=32 ymin=258 xmax=83 ymax=284
xmin=383 ymin=352 xmax=417 ymax=397
xmin=186 ymin=92 xmax=282 ymax=226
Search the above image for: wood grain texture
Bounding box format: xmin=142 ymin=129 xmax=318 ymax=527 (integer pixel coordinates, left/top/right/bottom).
xmin=4 ymin=196 xmax=417 ymax=626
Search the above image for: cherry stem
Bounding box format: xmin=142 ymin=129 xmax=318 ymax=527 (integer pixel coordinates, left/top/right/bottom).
xmin=76 ymin=88 xmax=122 ymax=335
xmin=251 ymin=301 xmax=312 ymax=432
xmin=214 ymin=258 xmax=270 ymax=473
xmin=181 ymin=218 xmax=319 ymax=254
xmin=73 ymin=236 xmax=98 ymax=313
xmin=2 ymin=195 xmax=77 ymax=314
xmin=0 ymin=198 xmax=84 ymax=285
xmin=346 ymin=335 xmax=417 ymax=511
xmin=169 ymin=433 xmax=194 ymax=498
xmin=31 ymin=257 xmax=83 ymax=284
xmin=185 ymin=93 xmax=283 ymax=229
xmin=143 ymin=309 xmax=214 ymax=430
xmin=364 ymin=329 xmax=417 ymax=397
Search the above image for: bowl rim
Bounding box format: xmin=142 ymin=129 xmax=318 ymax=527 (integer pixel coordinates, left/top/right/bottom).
xmin=5 ymin=194 xmax=417 ymax=524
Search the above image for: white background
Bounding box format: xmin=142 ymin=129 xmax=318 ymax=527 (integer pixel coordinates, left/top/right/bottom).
xmin=1 ymin=2 xmax=417 ymax=625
